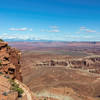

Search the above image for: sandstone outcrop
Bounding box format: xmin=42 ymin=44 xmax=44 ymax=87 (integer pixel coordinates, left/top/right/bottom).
xmin=34 ymin=55 xmax=100 ymax=74
xmin=0 ymin=42 xmax=30 ymax=100
xmin=0 ymin=42 xmax=22 ymax=81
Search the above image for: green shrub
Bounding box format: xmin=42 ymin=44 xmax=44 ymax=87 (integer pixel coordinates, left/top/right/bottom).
xmin=12 ymin=86 xmax=24 ymax=97
xmin=4 ymin=75 xmax=9 ymax=79
xmin=12 ymin=82 xmax=19 ymax=88
xmin=2 ymin=92 xmax=8 ymax=96
xmin=9 ymin=79 xmax=24 ymax=97
xmin=0 ymin=72 xmax=3 ymax=75
xmin=9 ymin=78 xmax=14 ymax=83
xmin=17 ymin=88 xmax=24 ymax=97
xmin=7 ymin=45 xmax=11 ymax=49
xmin=0 ymin=39 xmax=4 ymax=42
xmin=0 ymin=60 xmax=2 ymax=66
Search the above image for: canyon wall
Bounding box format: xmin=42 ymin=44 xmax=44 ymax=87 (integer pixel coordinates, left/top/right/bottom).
xmin=0 ymin=42 xmax=24 ymax=100
xmin=0 ymin=42 xmax=22 ymax=81
xmin=34 ymin=55 xmax=100 ymax=74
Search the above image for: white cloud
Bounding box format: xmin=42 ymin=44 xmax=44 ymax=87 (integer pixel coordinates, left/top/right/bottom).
xmin=48 ymin=29 xmax=60 ymax=33
xmin=0 ymin=33 xmax=17 ymax=39
xmin=77 ymin=26 xmax=97 ymax=33
xmin=41 ymin=29 xmax=60 ymax=33
xmin=41 ymin=25 xmax=60 ymax=33
xmin=50 ymin=26 xmax=59 ymax=29
xmin=80 ymin=26 xmax=87 ymax=30
xmin=64 ymin=35 xmax=97 ymax=41
xmin=86 ymin=29 xmax=96 ymax=33
xmin=9 ymin=27 xmax=28 ymax=31
xmin=0 ymin=33 xmax=37 ymax=40
xmin=83 ymin=36 xmax=94 ymax=39
xmin=9 ymin=27 xmax=33 ymax=31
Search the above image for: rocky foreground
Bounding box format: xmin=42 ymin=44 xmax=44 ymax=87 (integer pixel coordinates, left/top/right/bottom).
xmin=0 ymin=42 xmax=34 ymax=100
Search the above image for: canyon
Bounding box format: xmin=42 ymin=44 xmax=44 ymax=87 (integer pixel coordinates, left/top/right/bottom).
xmin=14 ymin=42 xmax=100 ymax=100
xmin=1 ymin=41 xmax=100 ymax=100
xmin=21 ymin=52 xmax=100 ymax=100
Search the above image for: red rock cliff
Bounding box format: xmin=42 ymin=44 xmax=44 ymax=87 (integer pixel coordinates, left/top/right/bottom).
xmin=0 ymin=42 xmax=22 ymax=81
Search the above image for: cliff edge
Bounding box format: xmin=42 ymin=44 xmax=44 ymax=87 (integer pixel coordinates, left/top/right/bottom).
xmin=0 ymin=41 xmax=34 ymax=100
xmin=0 ymin=42 xmax=22 ymax=81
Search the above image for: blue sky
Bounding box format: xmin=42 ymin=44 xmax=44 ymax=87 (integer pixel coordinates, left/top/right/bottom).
xmin=0 ymin=0 xmax=100 ymax=41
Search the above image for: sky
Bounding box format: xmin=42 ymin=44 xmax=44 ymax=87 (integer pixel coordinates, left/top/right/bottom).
xmin=0 ymin=0 xmax=100 ymax=41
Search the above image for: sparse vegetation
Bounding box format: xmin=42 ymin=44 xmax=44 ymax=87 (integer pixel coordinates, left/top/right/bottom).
xmin=2 ymin=92 xmax=8 ymax=96
xmin=4 ymin=75 xmax=9 ymax=79
xmin=0 ymin=39 xmax=4 ymax=42
xmin=7 ymin=45 xmax=11 ymax=49
xmin=0 ymin=72 xmax=3 ymax=75
xmin=9 ymin=79 xmax=24 ymax=97
xmin=0 ymin=60 xmax=2 ymax=66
